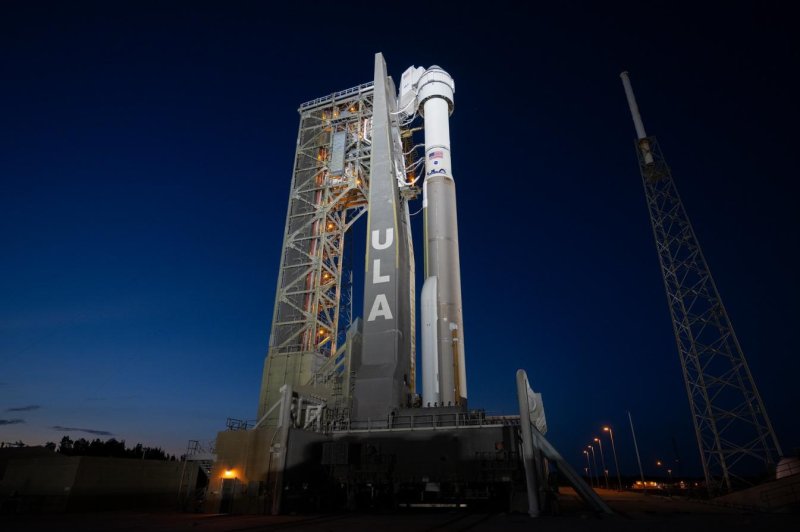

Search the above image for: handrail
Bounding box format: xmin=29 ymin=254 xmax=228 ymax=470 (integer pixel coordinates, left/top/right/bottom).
xmin=331 ymin=411 xmax=521 ymax=433
xmin=299 ymin=82 xmax=375 ymax=111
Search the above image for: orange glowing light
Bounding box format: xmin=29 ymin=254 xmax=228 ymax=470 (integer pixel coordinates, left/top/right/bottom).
xmin=224 ymin=469 xmax=234 ymax=478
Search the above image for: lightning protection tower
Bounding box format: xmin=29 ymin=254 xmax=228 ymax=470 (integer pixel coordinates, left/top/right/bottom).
xmin=620 ymin=72 xmax=782 ymax=493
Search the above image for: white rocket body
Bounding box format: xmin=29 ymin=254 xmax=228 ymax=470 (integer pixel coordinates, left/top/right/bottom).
xmin=401 ymin=65 xmax=466 ymax=407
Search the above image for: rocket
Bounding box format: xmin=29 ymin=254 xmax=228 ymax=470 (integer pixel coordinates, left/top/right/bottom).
xmin=399 ymin=66 xmax=466 ymax=407
xmin=354 ymin=60 xmax=466 ymax=422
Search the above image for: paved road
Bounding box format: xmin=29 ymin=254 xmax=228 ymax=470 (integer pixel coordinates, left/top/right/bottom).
xmin=3 ymin=488 xmax=797 ymax=531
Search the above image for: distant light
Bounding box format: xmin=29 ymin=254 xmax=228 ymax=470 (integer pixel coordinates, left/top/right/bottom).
xmin=224 ymin=469 xmax=234 ymax=478
xmin=603 ymin=427 xmax=610 ymax=432
xmin=593 ymin=438 xmax=599 ymax=442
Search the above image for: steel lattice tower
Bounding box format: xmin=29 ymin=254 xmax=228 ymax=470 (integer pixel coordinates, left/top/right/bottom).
xmin=257 ymin=83 xmax=374 ymax=420
xmin=621 ymin=72 xmax=782 ymax=493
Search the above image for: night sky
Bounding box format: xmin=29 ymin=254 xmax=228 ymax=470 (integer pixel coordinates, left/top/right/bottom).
xmin=1 ymin=1 xmax=798 ymax=478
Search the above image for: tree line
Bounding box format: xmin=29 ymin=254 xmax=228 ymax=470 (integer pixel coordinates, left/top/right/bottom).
xmin=44 ymin=436 xmax=179 ymax=461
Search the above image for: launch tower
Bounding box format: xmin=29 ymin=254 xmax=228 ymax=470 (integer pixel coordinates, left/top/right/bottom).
xmin=205 ymin=54 xmax=608 ymax=517
xmin=257 ymin=81 xmax=373 ymax=421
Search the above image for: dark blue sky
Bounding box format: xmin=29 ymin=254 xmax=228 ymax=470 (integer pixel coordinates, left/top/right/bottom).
xmin=1 ymin=1 xmax=797 ymax=477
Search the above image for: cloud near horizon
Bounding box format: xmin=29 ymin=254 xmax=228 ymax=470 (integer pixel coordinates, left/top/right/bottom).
xmin=51 ymin=425 xmax=113 ymax=436
xmin=0 ymin=419 xmax=25 ymax=425
xmin=6 ymin=404 xmax=41 ymax=412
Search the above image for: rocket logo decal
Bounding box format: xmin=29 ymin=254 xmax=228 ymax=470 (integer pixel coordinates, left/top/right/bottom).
xmin=367 ymin=228 xmax=394 ymax=322
xmin=368 ymin=294 xmax=393 ymax=321
xmin=371 ymin=228 xmax=393 ymax=250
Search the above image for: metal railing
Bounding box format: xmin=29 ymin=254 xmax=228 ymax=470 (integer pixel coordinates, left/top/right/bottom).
xmin=299 ymin=82 xmax=374 ymax=111
xmin=332 ymin=411 xmax=521 ymax=433
xmin=225 ymin=418 xmax=254 ymax=431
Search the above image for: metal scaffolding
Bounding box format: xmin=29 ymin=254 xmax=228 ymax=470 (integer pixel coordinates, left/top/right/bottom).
xmin=257 ymin=83 xmax=374 ymax=420
xmin=635 ymin=136 xmax=782 ymax=493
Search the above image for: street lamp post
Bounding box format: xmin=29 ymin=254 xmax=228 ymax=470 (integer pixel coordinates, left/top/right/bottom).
xmin=587 ymin=445 xmax=600 ymax=489
xmin=583 ymin=450 xmax=594 ymax=487
xmin=603 ymin=425 xmax=623 ymax=491
xmin=594 ymin=437 xmax=610 ymax=489
xmin=656 ymin=462 xmax=674 ymax=483
xmin=656 ymin=460 xmax=673 ymax=496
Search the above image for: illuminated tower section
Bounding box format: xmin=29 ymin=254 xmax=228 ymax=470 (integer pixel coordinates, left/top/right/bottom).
xmin=257 ymin=83 xmax=373 ymax=420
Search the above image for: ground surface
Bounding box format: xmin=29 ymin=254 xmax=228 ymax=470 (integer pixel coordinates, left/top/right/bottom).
xmin=2 ymin=488 xmax=797 ymax=531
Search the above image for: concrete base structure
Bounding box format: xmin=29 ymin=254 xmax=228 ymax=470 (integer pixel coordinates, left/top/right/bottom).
xmin=0 ymin=447 xmax=202 ymax=513
xmin=323 ymin=423 xmax=523 ymax=511
xmin=206 ymin=425 xmax=331 ymax=514
xmin=205 ymin=427 xmax=275 ymax=514
xmin=713 ymin=474 xmax=800 ymax=512
xmin=205 ymin=413 xmax=529 ymax=514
